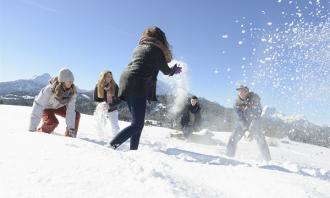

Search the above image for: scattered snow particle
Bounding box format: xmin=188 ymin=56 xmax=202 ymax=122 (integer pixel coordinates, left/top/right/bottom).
xmin=222 ymin=34 xmax=229 ymax=39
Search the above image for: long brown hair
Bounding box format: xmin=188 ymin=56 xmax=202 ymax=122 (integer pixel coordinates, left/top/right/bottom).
xmin=139 ymin=26 xmax=172 ymax=63
xmin=97 ymin=71 xmax=116 ymax=98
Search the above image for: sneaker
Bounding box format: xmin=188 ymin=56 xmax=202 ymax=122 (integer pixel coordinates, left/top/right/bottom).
xmin=108 ymin=143 xmax=119 ymax=150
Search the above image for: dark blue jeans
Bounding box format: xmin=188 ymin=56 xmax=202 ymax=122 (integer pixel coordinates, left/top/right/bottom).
xmin=110 ymin=96 xmax=146 ymax=150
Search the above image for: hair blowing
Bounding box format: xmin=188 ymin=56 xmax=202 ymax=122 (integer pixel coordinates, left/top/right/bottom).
xmin=141 ymin=26 xmax=170 ymax=49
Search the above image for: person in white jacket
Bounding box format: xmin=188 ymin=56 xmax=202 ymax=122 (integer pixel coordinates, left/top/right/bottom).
xmin=28 ymin=68 xmax=80 ymax=137
xmin=94 ymin=71 xmax=121 ymax=138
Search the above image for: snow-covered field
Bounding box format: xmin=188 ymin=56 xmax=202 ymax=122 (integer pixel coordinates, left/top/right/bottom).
xmin=0 ymin=105 xmax=329 ymax=198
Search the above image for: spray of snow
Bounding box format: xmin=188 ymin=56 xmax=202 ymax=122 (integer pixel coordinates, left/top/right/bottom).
xmin=160 ymin=60 xmax=190 ymax=118
xmin=231 ymin=0 xmax=330 ymax=119
xmin=93 ymin=102 xmax=112 ymax=140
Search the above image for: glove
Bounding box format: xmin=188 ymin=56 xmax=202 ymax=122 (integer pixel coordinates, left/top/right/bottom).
xmin=28 ymin=125 xmax=36 ymax=132
xmin=170 ymin=64 xmax=182 ymax=76
xmin=28 ymin=121 xmax=37 ymax=132
xmin=244 ymin=131 xmax=253 ymax=142
xmin=68 ymin=128 xmax=76 ymax=138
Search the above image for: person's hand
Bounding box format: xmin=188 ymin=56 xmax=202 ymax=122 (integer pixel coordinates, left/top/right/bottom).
xmin=68 ymin=128 xmax=76 ymax=138
xmin=244 ymin=131 xmax=253 ymax=142
xmin=171 ymin=64 xmax=182 ymax=75
xmin=28 ymin=125 xmax=36 ymax=132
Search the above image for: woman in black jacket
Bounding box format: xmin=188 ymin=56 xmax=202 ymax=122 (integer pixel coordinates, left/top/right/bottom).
xmin=94 ymin=71 xmax=121 ymax=138
xmin=110 ymin=26 xmax=182 ymax=150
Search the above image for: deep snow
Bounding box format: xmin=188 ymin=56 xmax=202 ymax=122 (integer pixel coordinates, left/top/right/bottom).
xmin=0 ymin=105 xmax=329 ymax=198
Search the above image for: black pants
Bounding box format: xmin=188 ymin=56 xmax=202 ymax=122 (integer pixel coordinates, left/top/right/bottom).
xmin=182 ymin=124 xmax=194 ymax=138
xmin=110 ymin=96 xmax=146 ymax=150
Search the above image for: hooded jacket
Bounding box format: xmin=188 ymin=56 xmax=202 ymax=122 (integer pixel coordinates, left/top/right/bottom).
xmin=29 ymin=83 xmax=77 ymax=131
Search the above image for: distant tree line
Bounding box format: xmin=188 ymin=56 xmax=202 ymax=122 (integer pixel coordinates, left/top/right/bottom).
xmin=1 ymin=91 xmax=329 ymax=148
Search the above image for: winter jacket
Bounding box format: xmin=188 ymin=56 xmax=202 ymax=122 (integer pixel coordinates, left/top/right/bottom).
xmin=234 ymin=92 xmax=262 ymax=126
xmin=118 ymin=44 xmax=174 ymax=101
xmin=29 ymin=84 xmax=77 ymax=131
xmin=94 ymin=83 xmax=121 ymax=112
xmin=180 ymin=102 xmax=202 ymax=129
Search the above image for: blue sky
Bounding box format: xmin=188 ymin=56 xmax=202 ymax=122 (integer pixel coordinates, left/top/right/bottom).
xmin=1 ymin=0 xmax=330 ymax=125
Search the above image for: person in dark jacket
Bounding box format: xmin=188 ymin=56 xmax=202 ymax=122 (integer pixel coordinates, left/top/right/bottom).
xmin=226 ymin=85 xmax=271 ymax=161
xmin=109 ymin=26 xmax=182 ymax=150
xmin=94 ymin=70 xmax=121 ymax=137
xmin=180 ymin=96 xmax=202 ymax=138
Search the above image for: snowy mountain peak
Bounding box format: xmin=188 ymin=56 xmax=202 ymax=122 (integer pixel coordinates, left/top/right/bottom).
xmin=262 ymin=106 xmax=279 ymax=119
xmin=262 ymin=106 xmax=314 ymax=128
xmin=0 ymin=73 xmax=51 ymax=94
xmin=32 ymin=73 xmax=51 ymax=85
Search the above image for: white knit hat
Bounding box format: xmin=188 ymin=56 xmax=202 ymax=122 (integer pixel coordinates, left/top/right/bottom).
xmin=236 ymin=85 xmax=249 ymax=92
xmin=58 ymin=68 xmax=74 ymax=82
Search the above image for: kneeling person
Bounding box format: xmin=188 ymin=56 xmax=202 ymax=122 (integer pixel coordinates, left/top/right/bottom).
xmin=28 ymin=68 xmax=80 ymax=137
xmin=180 ymin=96 xmax=202 ymax=138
